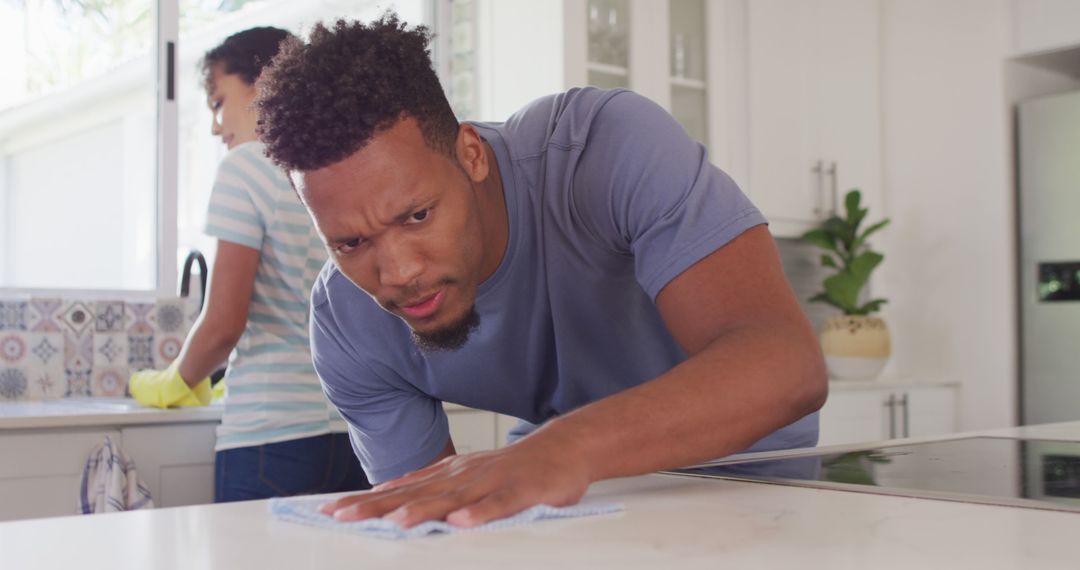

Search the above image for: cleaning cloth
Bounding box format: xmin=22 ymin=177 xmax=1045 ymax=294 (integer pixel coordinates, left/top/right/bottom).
xmin=269 ymin=497 xmax=623 ymax=540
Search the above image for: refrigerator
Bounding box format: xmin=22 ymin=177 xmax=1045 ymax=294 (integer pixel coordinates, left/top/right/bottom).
xmin=1017 ymin=90 xmax=1080 ymax=425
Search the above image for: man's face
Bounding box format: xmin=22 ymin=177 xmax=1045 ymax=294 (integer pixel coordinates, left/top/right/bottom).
xmin=296 ymin=118 xmax=491 ymax=350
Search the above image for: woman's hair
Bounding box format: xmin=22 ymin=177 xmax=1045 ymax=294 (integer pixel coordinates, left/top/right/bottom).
xmin=200 ymin=26 xmax=295 ymax=91
xmin=254 ymin=13 xmax=459 ymax=172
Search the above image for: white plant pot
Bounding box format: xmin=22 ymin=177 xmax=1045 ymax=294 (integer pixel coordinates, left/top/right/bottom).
xmin=819 ymin=315 xmax=891 ymax=381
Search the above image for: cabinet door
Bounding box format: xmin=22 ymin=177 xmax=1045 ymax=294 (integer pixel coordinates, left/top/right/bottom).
xmin=817 ymin=389 xmax=889 ymax=446
xmin=902 ymin=386 xmax=957 ymax=439
xmin=745 ymin=0 xmax=881 ymax=236
xmin=120 ymin=423 xmax=217 ymax=508
xmin=746 ymin=0 xmax=822 ymax=231
xmin=0 ymin=428 xmax=120 ymax=521
xmin=815 ymin=0 xmax=882 ymax=218
xmin=447 ymin=410 xmax=497 ymax=454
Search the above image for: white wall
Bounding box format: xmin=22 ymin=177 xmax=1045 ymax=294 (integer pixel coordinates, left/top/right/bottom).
xmin=876 ymin=0 xmax=1016 ymax=430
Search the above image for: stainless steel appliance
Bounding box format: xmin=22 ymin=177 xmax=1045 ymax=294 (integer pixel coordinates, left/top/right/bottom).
xmin=1017 ymin=91 xmax=1080 ymax=424
xmin=667 ymin=437 xmax=1080 ymax=513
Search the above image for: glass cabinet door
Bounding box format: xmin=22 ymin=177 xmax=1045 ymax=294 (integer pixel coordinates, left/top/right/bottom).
xmin=586 ymin=0 xmax=631 ymax=89
xmin=669 ymin=0 xmax=707 ymax=146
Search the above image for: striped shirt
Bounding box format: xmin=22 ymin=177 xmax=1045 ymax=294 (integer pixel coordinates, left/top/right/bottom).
xmin=204 ymin=141 xmax=344 ymax=451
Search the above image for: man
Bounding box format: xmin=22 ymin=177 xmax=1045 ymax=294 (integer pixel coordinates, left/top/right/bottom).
xmin=255 ymin=14 xmax=827 ymax=528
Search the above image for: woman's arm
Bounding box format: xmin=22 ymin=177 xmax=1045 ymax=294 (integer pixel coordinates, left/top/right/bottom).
xmin=174 ymin=239 xmax=261 ymax=386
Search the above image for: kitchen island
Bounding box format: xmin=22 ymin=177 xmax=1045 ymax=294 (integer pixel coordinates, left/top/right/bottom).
xmin=1 ymin=422 xmax=1079 ymax=569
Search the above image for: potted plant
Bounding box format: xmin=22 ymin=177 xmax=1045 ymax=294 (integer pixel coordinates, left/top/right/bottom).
xmin=801 ymin=189 xmax=891 ymax=380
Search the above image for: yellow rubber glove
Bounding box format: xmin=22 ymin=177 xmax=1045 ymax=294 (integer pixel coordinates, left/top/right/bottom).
xmin=211 ymin=380 xmax=226 ymax=403
xmin=129 ymin=365 xmax=211 ymax=409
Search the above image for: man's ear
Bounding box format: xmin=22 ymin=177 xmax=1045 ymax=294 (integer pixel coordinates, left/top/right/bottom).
xmin=454 ymin=124 xmax=490 ymax=183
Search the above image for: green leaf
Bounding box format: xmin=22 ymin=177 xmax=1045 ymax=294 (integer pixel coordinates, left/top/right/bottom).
xmin=820 ymin=254 xmax=838 ymax=269
xmin=801 ymin=228 xmax=838 ymax=253
xmin=823 ymin=273 xmax=859 ymax=313
xmin=823 ymin=217 xmax=854 ymax=255
xmin=844 ymin=190 xmax=862 ymax=223
xmin=855 ymin=219 xmax=890 ymax=251
xmin=858 ymin=299 xmax=888 ymax=314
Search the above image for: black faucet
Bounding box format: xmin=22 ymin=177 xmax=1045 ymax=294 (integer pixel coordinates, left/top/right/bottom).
xmin=179 ymin=250 xmax=208 ymax=311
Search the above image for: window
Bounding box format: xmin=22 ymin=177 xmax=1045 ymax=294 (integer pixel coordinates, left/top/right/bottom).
xmin=0 ymin=0 xmax=157 ymax=290
xmin=0 ymin=0 xmax=431 ymax=293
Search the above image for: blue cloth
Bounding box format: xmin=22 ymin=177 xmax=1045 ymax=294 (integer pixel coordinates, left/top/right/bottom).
xmin=269 ymin=497 xmax=623 ymax=540
xmin=311 ymin=87 xmax=819 ymax=484
xmin=215 ymin=432 xmax=370 ymax=502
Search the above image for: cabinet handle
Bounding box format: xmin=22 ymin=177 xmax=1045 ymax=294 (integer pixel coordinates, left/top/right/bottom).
xmin=812 ymin=160 xmax=825 ymax=218
xmin=826 ymin=161 xmax=838 ymax=216
xmin=899 ymin=393 xmax=910 ymax=438
xmin=884 ymin=394 xmax=896 ymax=439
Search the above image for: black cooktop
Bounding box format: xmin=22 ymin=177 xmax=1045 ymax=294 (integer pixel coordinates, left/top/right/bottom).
xmin=667 ymin=437 xmax=1080 ymax=513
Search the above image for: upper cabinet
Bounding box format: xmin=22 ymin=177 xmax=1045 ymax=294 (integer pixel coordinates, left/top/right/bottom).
xmin=1013 ymin=0 xmax=1080 ymax=56
xmin=462 ymin=0 xmax=883 ymax=238
xmin=740 ymin=0 xmax=883 ymax=237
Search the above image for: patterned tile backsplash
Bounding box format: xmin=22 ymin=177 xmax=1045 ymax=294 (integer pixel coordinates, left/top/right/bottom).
xmin=0 ymin=296 xmax=198 ymax=401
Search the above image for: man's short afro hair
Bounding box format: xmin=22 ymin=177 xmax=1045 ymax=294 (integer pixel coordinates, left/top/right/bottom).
xmin=254 ymin=13 xmax=459 ymax=172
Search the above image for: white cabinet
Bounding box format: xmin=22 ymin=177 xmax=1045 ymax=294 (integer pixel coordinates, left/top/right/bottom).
xmin=120 ymin=423 xmax=217 ymax=508
xmin=818 ymin=383 xmax=958 ymax=447
xmin=0 ymin=428 xmax=120 ymax=521
xmin=464 ymin=0 xmax=719 ymax=149
xmin=740 ymin=0 xmax=883 ymax=237
xmin=445 ymin=406 xmax=520 ymax=453
xmin=0 ymin=421 xmax=219 ymax=521
xmin=1013 ymin=0 xmax=1080 ymax=55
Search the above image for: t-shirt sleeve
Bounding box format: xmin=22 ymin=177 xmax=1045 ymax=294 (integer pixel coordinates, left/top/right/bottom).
xmin=572 ymin=90 xmax=768 ymax=300
xmin=309 ymin=275 xmax=450 ymax=484
xmin=203 ymin=145 xmax=275 ymax=250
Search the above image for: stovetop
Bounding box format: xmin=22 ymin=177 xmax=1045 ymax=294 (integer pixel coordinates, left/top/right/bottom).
xmin=667 ymin=437 xmax=1080 ymax=513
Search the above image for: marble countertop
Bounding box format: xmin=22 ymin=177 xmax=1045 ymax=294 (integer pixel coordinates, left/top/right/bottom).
xmin=1 ymin=421 xmax=1078 ymax=569
xmin=0 ymin=398 xmax=477 ymax=430
xmin=0 ymin=398 xmax=224 ymax=429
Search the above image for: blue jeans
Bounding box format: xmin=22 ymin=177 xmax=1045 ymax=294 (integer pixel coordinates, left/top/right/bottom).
xmin=214 ymin=432 xmax=370 ymax=503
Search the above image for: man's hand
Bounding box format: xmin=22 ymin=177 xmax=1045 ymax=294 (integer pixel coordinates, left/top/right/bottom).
xmin=318 ymin=436 xmax=591 ymax=528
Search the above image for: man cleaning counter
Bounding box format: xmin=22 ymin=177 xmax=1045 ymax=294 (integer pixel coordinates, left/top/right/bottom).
xmin=2 ymin=421 xmax=1079 ymax=569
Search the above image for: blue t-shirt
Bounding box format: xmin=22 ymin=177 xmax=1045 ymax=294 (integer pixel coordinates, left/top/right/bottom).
xmin=311 ymin=88 xmax=819 ymax=483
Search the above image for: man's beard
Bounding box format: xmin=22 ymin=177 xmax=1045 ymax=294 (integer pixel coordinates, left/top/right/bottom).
xmin=411 ymin=306 xmax=481 ymax=352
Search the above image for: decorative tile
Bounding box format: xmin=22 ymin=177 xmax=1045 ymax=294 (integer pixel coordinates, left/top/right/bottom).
xmin=154 ymin=335 xmax=184 ymax=369
xmin=28 ymin=298 xmax=63 ymax=332
xmin=91 ymin=368 xmax=127 ymax=398
xmin=128 ymin=334 xmax=155 ymax=372
xmin=183 ymin=296 xmax=202 ymax=328
xmin=0 ymin=301 xmax=28 ymax=331
xmin=64 ymin=331 xmax=94 ymax=372
xmin=95 ymin=333 xmax=128 ymax=368
xmin=127 ymin=302 xmax=155 ymax=336
xmin=0 ymin=334 xmax=28 ymax=365
xmin=94 ymin=301 xmax=126 ymax=333
xmin=65 ymin=368 xmax=91 ymax=397
xmin=29 ymin=333 xmax=62 ymax=366
xmin=0 ymin=367 xmax=30 ymax=400
xmin=153 ymin=299 xmax=186 ymax=334
xmin=24 ymin=333 xmax=65 ymax=400
xmin=28 ymin=369 xmax=66 ymax=400
xmin=59 ymin=301 xmax=94 ymax=337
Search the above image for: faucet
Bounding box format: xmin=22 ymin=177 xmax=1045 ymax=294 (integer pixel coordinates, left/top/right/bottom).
xmin=179 ymin=249 xmax=208 ymax=311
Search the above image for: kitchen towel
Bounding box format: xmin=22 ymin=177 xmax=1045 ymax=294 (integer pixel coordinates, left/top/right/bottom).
xmin=269 ymin=497 xmax=623 ymax=540
xmin=78 ymin=435 xmax=154 ymax=514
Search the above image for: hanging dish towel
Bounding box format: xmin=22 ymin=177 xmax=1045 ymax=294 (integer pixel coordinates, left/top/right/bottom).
xmin=78 ymin=435 xmax=155 ymax=514
xmin=269 ymin=497 xmax=623 ymax=540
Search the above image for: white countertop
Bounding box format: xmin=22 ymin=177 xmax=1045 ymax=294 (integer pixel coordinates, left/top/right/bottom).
xmin=2 ymin=421 xmax=1079 ymax=569
xmin=0 ymin=398 xmax=224 ymax=429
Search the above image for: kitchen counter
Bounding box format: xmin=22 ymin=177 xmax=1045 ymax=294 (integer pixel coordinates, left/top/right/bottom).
xmin=2 ymin=422 xmax=1079 ymax=569
xmin=0 ymin=398 xmax=224 ymax=430
xmin=0 ymin=398 xmax=478 ymax=430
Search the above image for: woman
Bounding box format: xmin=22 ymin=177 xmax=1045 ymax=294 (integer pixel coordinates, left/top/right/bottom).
xmin=129 ymin=27 xmax=369 ymax=502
